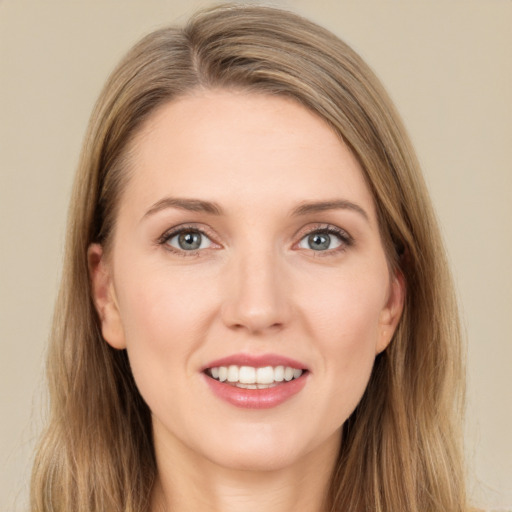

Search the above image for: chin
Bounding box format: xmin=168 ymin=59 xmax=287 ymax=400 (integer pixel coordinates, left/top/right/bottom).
xmin=200 ymin=424 xmax=340 ymax=474
xmin=209 ymin=445 xmax=304 ymax=473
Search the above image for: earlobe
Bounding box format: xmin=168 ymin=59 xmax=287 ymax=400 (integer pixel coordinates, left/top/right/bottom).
xmin=376 ymin=271 xmax=405 ymax=354
xmin=88 ymin=243 xmax=126 ymax=350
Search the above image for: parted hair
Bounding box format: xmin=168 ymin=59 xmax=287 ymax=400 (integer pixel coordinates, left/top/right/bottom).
xmin=31 ymin=4 xmax=467 ymax=511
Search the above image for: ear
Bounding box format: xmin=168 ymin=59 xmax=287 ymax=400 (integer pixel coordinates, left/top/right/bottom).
xmin=376 ymin=270 xmax=405 ymax=354
xmin=88 ymin=243 xmax=126 ymax=350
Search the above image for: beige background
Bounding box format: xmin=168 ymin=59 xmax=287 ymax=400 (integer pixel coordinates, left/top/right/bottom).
xmin=1 ymin=0 xmax=511 ymax=510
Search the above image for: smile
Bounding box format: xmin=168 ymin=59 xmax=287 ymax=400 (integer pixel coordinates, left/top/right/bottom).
xmin=206 ymin=365 xmax=304 ymax=389
xmin=202 ymin=356 xmax=309 ymax=409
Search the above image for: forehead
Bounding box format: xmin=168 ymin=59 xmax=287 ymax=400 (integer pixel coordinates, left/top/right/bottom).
xmin=122 ymin=89 xmax=376 ymax=221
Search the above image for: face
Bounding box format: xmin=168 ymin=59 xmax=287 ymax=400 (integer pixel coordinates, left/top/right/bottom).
xmin=90 ymin=90 xmax=403 ymax=473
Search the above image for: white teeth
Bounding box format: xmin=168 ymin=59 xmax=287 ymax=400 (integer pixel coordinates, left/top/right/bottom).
xmin=237 ymin=383 xmax=258 ymax=389
xmin=239 ymin=366 xmax=256 ymax=383
xmin=208 ymin=365 xmax=304 ymax=386
xmin=218 ymin=366 xmax=228 ymax=382
xmin=274 ymin=365 xmax=284 ymax=382
xmin=227 ymin=365 xmax=239 ymax=382
xmin=256 ymin=366 xmax=274 ymax=384
xmin=235 ymin=382 xmax=277 ymax=389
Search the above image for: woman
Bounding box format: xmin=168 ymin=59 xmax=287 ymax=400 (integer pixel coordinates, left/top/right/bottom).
xmin=31 ymin=4 xmax=467 ymax=511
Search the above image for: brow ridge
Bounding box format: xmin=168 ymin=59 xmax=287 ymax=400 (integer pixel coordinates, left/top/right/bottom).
xmin=291 ymin=200 xmax=369 ymax=221
xmin=143 ymin=197 xmax=368 ymax=222
xmin=144 ymin=197 xmax=223 ymax=218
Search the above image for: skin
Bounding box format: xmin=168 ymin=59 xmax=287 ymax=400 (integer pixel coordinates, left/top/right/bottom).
xmin=89 ymin=90 xmax=404 ymax=512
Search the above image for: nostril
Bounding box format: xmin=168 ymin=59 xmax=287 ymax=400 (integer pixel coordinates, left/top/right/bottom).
xmin=229 ymin=321 xmax=284 ymax=334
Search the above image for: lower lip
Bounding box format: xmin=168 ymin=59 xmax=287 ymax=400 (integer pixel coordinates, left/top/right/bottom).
xmin=204 ymin=373 xmax=308 ymax=409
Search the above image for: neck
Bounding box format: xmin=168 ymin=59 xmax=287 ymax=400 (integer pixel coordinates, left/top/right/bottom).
xmin=151 ymin=431 xmax=340 ymax=512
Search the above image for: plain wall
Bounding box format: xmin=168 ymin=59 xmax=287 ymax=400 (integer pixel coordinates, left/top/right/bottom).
xmin=1 ymin=0 xmax=511 ymax=510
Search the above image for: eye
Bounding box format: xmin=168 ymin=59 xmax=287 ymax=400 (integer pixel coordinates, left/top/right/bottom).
xmin=165 ymin=229 xmax=213 ymax=251
xmin=297 ymin=227 xmax=351 ymax=252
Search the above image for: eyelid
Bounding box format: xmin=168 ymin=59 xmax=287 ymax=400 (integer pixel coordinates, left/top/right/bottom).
xmin=294 ymin=223 xmax=354 ymax=252
xmin=157 ymin=223 xmax=221 ymax=255
xmin=156 ymin=222 xmax=353 ymax=256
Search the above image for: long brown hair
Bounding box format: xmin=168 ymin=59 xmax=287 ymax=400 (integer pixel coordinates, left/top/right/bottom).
xmin=31 ymin=4 xmax=467 ymax=511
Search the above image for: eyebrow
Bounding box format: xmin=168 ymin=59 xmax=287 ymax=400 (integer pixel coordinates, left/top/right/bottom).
xmin=291 ymin=200 xmax=369 ymax=222
xmin=143 ymin=197 xmax=369 ymax=222
xmin=143 ymin=197 xmax=223 ymax=218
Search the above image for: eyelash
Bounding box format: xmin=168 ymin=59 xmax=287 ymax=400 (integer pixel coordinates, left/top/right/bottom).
xmin=298 ymin=224 xmax=354 ymax=256
xmin=157 ymin=224 xmax=216 ymax=258
xmin=157 ymin=223 xmax=353 ymax=257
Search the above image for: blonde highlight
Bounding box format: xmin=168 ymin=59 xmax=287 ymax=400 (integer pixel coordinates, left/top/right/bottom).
xmin=31 ymin=4 xmax=467 ymax=511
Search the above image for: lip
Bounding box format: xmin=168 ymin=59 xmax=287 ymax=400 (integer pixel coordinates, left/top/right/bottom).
xmin=201 ymin=353 xmax=309 ymax=409
xmin=203 ymin=371 xmax=308 ymax=409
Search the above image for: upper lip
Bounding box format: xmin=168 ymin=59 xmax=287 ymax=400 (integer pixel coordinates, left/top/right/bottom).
xmin=202 ymin=353 xmax=309 ymax=371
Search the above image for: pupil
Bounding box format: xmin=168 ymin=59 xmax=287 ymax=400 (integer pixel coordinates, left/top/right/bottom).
xmin=309 ymin=233 xmax=330 ymax=250
xmin=179 ymin=231 xmax=201 ymax=250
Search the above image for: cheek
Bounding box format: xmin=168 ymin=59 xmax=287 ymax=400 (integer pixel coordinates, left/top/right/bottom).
xmin=302 ymin=263 xmax=387 ymax=349
xmin=300 ymin=266 xmax=387 ymax=417
xmin=117 ymin=257 xmax=215 ymax=340
xmin=319 ymin=293 xmax=380 ymax=382
xmin=113 ymin=263 xmax=217 ymax=403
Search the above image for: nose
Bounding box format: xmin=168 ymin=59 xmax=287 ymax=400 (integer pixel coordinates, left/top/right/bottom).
xmin=221 ymin=247 xmax=292 ymax=334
